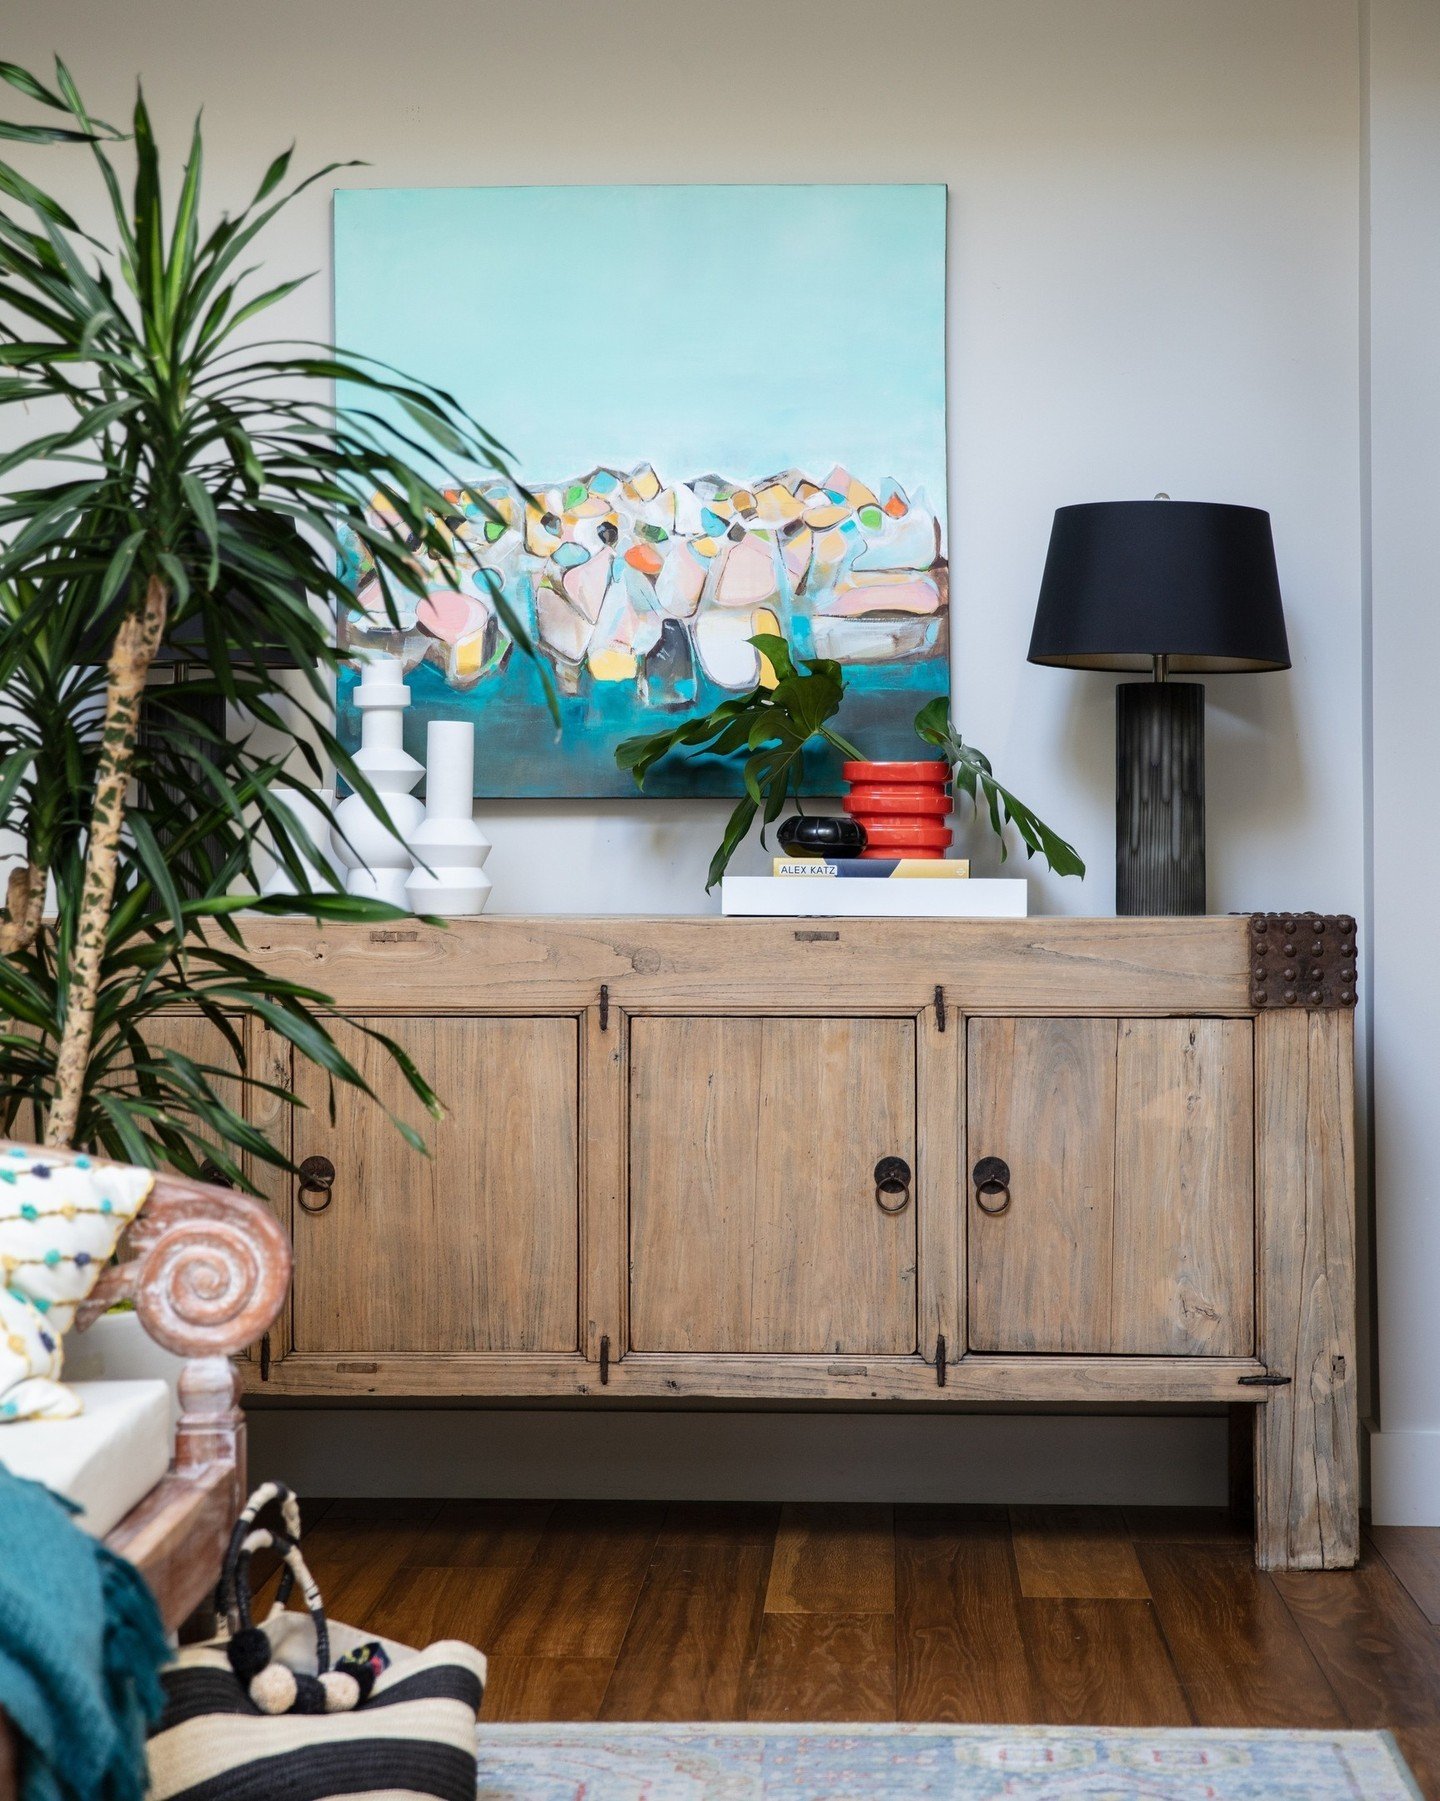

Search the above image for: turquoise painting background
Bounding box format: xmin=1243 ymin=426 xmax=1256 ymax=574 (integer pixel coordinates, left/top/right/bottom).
xmin=333 ymin=183 xmax=948 ymax=797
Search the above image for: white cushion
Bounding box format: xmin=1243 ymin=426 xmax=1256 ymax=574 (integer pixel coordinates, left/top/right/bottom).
xmin=0 ymin=1378 xmax=172 ymax=1536
xmin=63 ymin=1311 xmax=187 ymax=1427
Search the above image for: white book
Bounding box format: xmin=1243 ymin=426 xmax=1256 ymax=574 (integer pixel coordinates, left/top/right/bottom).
xmin=720 ymin=876 xmax=1028 ymax=919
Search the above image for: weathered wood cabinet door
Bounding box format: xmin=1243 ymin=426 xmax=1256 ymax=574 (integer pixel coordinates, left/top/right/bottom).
xmin=628 ymin=1015 xmax=917 ymax=1355
xmin=967 ymin=1015 xmax=1254 ymax=1356
xmin=290 ymin=1015 xmax=579 ymax=1355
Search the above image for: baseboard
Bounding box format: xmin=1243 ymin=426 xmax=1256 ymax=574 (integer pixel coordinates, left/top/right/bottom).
xmin=1369 ymin=1426 xmax=1440 ymax=1525
xmin=246 ymin=1409 xmax=1227 ymax=1506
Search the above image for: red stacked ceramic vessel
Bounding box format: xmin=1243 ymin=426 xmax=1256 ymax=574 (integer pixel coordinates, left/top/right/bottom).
xmin=841 ymin=760 xmax=952 ymax=859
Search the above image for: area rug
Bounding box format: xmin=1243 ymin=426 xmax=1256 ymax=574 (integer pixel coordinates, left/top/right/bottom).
xmin=474 ymin=1723 xmax=1421 ymax=1800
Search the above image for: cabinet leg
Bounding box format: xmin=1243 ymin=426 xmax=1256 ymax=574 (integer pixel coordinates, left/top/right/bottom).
xmin=1253 ymin=1009 xmax=1360 ymax=1569
xmin=1255 ymin=1380 xmax=1358 ymax=1570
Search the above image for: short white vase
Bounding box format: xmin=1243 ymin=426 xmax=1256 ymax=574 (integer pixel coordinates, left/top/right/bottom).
xmin=260 ymin=787 xmax=345 ymax=897
xmin=405 ymin=720 xmax=492 ymax=915
xmin=331 ymin=651 xmax=423 ymax=909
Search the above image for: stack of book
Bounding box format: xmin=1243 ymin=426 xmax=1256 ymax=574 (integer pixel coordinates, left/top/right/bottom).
xmin=720 ymin=856 xmax=1027 ymax=918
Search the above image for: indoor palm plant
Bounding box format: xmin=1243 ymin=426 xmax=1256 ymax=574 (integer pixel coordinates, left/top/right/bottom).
xmin=0 ymin=59 xmax=541 ymax=1181
xmin=617 ymin=633 xmax=1084 ymax=886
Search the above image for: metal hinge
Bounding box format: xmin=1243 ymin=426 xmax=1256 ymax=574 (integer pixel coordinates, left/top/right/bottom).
xmin=259 ymin=1333 xmax=271 ymax=1381
xmin=599 ymin=984 xmax=610 ymax=1031
xmin=599 ymin=1334 xmax=611 ymax=1384
xmin=935 ymin=1333 xmax=947 ymax=1387
xmin=934 ymin=985 xmax=947 ymax=1032
xmin=1237 ymin=1371 xmax=1292 ymax=1387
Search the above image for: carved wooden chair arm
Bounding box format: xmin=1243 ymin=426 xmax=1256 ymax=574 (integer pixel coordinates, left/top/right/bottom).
xmin=92 ymin=1161 xmax=290 ymax=1355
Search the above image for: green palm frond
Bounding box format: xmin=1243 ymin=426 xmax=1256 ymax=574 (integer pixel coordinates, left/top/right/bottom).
xmin=0 ymin=59 xmax=546 ymax=1178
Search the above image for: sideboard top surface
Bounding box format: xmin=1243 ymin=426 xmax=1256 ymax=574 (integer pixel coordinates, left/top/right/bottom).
xmin=234 ymin=914 xmax=1262 ymax=1014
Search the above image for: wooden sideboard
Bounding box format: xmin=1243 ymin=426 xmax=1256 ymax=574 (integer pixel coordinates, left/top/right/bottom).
xmin=215 ymin=913 xmax=1357 ymax=1572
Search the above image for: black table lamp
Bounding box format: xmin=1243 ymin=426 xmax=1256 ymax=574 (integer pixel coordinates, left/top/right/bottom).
xmin=1028 ymin=498 xmax=1289 ymax=915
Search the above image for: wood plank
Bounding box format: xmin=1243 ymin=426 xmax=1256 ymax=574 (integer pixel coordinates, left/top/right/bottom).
xmin=1122 ymin=1506 xmax=1251 ymax=1545
xmin=291 ymin=1015 xmax=579 ymax=1356
xmin=629 ymin=1016 xmax=917 ymax=1356
xmin=1367 ymin=1525 xmax=1440 ymax=1625
xmin=290 ymin=1495 xmax=440 ymax=1561
xmin=244 ymin=1350 xmax=1268 ymax=1403
xmin=917 ymin=1000 xmax=963 ymax=1365
xmin=365 ymin=1563 xmax=525 ymax=1652
xmin=490 ymin=1500 xmax=664 ymax=1659
xmin=481 ymin=1656 xmax=614 ymax=1722
xmin=657 ymin=1502 xmax=781 ymax=1548
xmin=764 ymin=1503 xmax=895 ymax=1615
xmin=140 ymin=1012 xmax=245 ymax=1164
xmin=744 ymin=1613 xmax=895 ymax=1721
xmin=1019 ymin=1599 xmax=1191 ymax=1725
xmin=262 ymin=1497 xmax=444 ymax=1630
xmin=245 ymin=1019 xmax=295 ymax=1364
xmin=583 ymin=996 xmax=625 ymax=1368
xmin=599 ymin=1543 xmax=770 ymax=1720
xmin=401 ymin=1499 xmax=553 ymax=1570
xmin=967 ymin=1017 xmax=1117 ymax=1353
xmin=1139 ymin=1542 xmax=1345 ymax=1727
xmin=1273 ymin=1551 xmax=1440 ymax=1729
xmin=1010 ymin=1505 xmax=1150 ymax=1600
xmin=234 ymin=915 xmax=1253 ymax=1016
xmin=1112 ymin=1017 xmax=1254 ymax=1355
xmin=1254 ymin=1009 xmax=1359 ymax=1568
xmin=894 ymin=1505 xmax=1037 ymax=1723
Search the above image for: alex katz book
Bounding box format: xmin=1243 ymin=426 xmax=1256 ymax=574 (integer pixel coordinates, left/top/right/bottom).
xmin=722 ymin=878 xmax=1027 ymax=919
xmin=772 ymin=857 xmax=969 ymax=878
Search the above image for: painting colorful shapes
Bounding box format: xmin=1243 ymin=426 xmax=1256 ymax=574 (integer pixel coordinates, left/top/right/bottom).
xmin=334 ymin=185 xmax=948 ymax=797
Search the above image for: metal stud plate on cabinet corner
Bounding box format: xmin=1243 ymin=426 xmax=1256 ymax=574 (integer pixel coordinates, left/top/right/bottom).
xmin=1247 ymin=913 xmax=1358 ymax=1010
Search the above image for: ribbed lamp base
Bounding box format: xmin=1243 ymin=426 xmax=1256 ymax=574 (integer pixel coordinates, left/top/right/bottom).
xmin=1115 ymin=680 xmax=1206 ymax=917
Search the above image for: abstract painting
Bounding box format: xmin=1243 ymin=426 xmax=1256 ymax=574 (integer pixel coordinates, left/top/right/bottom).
xmin=334 ymin=184 xmax=948 ymax=796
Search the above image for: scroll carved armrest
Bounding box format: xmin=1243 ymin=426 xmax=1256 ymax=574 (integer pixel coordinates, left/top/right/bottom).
xmin=55 ymin=1161 xmax=292 ymax=1357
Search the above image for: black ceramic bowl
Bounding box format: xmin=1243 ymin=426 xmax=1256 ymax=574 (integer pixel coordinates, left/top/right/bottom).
xmin=777 ymin=814 xmax=868 ymax=857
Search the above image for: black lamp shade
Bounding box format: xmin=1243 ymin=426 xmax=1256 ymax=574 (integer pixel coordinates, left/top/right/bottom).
xmin=1028 ymin=500 xmax=1289 ymax=674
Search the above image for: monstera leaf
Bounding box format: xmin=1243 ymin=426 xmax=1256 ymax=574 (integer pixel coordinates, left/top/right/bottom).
xmin=914 ymin=696 xmax=1085 ymax=878
xmin=617 ymin=635 xmax=863 ymax=889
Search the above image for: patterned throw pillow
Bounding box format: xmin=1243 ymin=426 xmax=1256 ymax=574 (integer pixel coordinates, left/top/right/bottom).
xmin=0 ymin=1148 xmax=154 ymax=1422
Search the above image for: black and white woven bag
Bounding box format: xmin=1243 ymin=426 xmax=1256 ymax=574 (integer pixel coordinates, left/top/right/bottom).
xmin=146 ymin=1484 xmax=487 ymax=1801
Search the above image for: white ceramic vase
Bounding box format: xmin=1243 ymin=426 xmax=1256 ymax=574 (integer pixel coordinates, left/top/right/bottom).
xmin=331 ymin=652 xmax=423 ymax=908
xmin=405 ymin=720 xmax=492 ymax=915
xmin=260 ymin=787 xmax=345 ymax=897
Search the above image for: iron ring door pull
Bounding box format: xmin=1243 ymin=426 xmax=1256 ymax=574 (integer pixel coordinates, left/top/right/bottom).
xmin=973 ymin=1156 xmax=1011 ymax=1216
xmin=297 ymin=1154 xmax=336 ymax=1213
xmin=874 ymin=1156 xmax=912 ymax=1214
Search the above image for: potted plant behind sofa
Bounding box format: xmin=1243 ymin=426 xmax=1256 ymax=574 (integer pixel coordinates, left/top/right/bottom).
xmin=617 ymin=633 xmax=1084 ymax=886
xmin=0 ymin=59 xmax=549 ymax=1174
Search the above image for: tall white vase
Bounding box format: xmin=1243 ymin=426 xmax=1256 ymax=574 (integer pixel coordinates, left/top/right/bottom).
xmin=331 ymin=652 xmax=423 ymax=909
xmin=405 ymin=721 xmax=492 ymax=915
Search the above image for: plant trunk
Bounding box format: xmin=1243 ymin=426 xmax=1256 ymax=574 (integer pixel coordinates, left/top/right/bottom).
xmin=0 ymin=860 xmax=45 ymax=955
xmin=45 ymin=573 xmax=169 ymax=1148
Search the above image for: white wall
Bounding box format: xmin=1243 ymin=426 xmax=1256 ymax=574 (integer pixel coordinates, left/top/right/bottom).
xmin=6 ymin=0 xmax=1400 ymax=1506
xmin=4 ymin=0 xmax=1366 ymax=918
xmin=1365 ymin=0 xmax=1440 ymax=1526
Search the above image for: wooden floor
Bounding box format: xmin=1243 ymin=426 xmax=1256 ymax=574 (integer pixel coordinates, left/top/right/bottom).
xmin=262 ymin=1502 xmax=1440 ymax=1796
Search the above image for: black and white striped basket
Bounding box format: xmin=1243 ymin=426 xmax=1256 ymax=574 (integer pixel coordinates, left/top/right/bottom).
xmin=146 ymin=1484 xmax=487 ymax=1801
